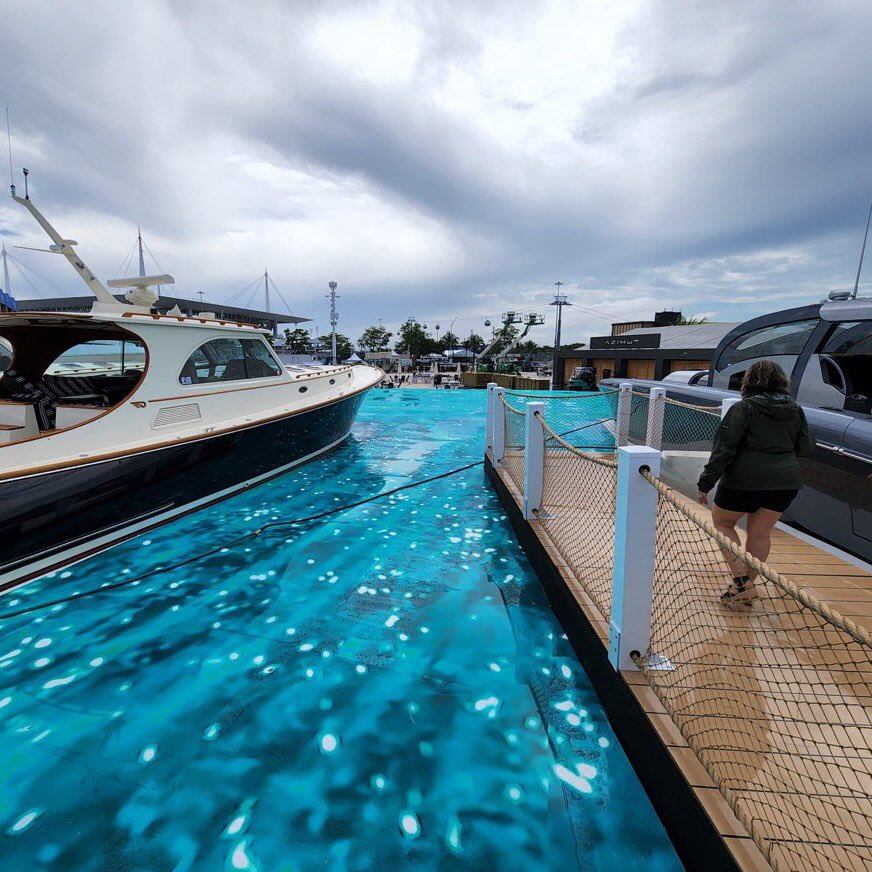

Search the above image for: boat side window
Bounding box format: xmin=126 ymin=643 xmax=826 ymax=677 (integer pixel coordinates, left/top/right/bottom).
xmin=44 ymin=339 xmax=147 ymax=406
xmin=717 ymin=319 xmax=819 ymax=370
xmin=47 ymin=339 xmax=146 ymax=377
xmin=180 ymin=338 xmax=282 ymax=385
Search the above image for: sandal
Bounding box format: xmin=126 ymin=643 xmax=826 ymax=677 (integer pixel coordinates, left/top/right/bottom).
xmin=720 ymin=577 xmax=758 ymax=607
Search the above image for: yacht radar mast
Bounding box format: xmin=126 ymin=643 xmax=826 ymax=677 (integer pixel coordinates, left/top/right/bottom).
xmin=10 ymin=169 xmax=174 ymax=310
xmin=11 ymin=168 xmax=117 ymax=305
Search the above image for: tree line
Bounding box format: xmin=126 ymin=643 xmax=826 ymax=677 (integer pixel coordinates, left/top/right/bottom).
xmin=282 ymin=318 xmax=586 ymax=360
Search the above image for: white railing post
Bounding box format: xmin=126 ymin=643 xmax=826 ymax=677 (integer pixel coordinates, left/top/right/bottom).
xmin=609 ymin=445 xmax=661 ymax=671
xmin=492 ymin=387 xmax=506 ymax=464
xmin=523 ymin=402 xmax=545 ymax=519
xmin=485 ymin=382 xmax=498 ymax=455
xmin=646 ymin=387 xmax=667 ymax=450
xmin=616 ymin=382 xmax=632 ymax=447
xmin=721 ymin=397 xmax=740 ymax=419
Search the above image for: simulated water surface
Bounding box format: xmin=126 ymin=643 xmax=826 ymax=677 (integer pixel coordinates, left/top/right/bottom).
xmin=0 ymin=389 xmax=681 ymax=871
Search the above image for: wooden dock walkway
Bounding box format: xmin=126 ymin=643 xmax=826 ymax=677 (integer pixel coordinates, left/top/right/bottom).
xmin=491 ymin=456 xmax=872 ymax=872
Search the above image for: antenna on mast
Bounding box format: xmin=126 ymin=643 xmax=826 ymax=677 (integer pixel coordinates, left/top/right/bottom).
xmin=5 ymin=106 xmax=13 ymax=197
xmin=1 ymin=242 xmax=11 ymax=298
xmin=852 ymin=191 xmax=872 ymax=300
xmin=137 ymin=225 xmax=146 ymax=277
xmin=11 ymin=170 xmax=119 ymax=304
xmin=327 ymin=281 xmax=339 ymax=364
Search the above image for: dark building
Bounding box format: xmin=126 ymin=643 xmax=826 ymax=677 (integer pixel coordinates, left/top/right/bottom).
xmin=14 ymin=294 xmax=308 ymax=334
xmin=607 ymin=310 xmax=682 ymax=336
xmin=554 ymin=316 xmax=739 ymax=387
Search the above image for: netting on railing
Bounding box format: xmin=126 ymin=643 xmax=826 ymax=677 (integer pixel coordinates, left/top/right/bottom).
xmin=506 ymin=390 xmax=618 ymax=451
xmin=662 ymin=396 xmax=721 ymax=452
xmin=535 ymin=417 xmax=617 ymax=620
xmin=505 ymin=388 xmax=618 ymax=451
xmin=637 ymin=471 xmax=872 ymax=872
xmin=628 ymin=390 xmax=650 ymax=446
xmin=499 ymin=393 xmax=526 ymax=493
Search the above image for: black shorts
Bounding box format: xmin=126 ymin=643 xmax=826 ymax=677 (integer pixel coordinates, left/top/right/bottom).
xmin=714 ymin=486 xmax=798 ymax=514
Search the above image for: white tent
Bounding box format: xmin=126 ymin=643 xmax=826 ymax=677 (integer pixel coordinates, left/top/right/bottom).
xmin=345 ymin=352 xmax=363 ymax=364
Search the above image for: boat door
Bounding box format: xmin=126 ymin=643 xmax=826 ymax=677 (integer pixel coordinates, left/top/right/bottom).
xmin=844 ymin=417 xmax=872 ymax=553
xmin=785 ymin=406 xmax=870 ymax=561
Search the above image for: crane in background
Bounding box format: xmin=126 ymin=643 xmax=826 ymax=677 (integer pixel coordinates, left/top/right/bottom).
xmin=475 ymin=311 xmax=544 ymax=372
xmin=494 ymin=313 xmax=545 ymax=366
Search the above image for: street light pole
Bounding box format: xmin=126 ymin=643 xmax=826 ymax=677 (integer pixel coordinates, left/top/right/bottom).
xmin=327 ymin=281 xmax=339 ymax=364
xmin=549 ymin=283 xmax=571 ymax=390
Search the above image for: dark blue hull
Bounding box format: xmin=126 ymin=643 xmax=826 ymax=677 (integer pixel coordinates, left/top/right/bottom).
xmin=0 ymin=390 xmax=367 ymax=589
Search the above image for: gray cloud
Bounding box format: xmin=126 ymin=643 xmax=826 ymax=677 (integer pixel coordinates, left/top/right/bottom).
xmin=0 ymin=0 xmax=870 ymax=344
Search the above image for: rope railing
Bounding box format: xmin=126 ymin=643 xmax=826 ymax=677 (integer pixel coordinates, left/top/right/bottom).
xmin=538 ymin=418 xmax=617 ymax=468
xmin=636 ymin=467 xmax=872 ymax=871
xmin=663 ymin=395 xmax=721 ymax=415
xmin=505 ymin=387 xmax=621 ymax=399
xmin=498 ymin=392 xmax=526 ymax=417
xmin=534 ymin=416 xmax=617 ymax=619
xmin=639 ymin=469 xmax=870 ymax=646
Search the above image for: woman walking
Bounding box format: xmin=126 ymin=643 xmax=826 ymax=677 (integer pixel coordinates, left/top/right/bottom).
xmin=697 ymin=361 xmax=815 ymax=605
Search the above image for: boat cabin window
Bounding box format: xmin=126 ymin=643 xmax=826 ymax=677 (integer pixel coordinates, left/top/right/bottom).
xmin=717 ymin=319 xmax=818 ymax=370
xmin=47 ymin=339 xmax=146 ymax=377
xmin=0 ymin=324 xmax=148 ymax=439
xmin=180 ymin=338 xmax=282 ymax=385
xmin=40 ymin=338 xmax=147 ymax=406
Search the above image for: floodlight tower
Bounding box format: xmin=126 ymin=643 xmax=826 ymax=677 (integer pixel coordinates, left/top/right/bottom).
xmin=550 ymin=283 xmax=571 ymax=388
xmin=327 ymin=281 xmax=339 ymax=364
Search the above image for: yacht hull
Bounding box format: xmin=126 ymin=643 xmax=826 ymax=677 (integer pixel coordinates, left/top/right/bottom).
xmin=0 ymin=390 xmax=367 ymax=593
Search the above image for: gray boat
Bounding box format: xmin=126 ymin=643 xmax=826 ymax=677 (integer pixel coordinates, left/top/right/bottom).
xmin=604 ymin=294 xmax=872 ymax=561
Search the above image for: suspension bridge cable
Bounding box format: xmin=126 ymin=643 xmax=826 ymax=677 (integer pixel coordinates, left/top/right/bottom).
xmin=140 ymin=237 xmax=163 ymax=273
xmin=0 ymin=459 xmax=485 ymax=622
xmin=225 ymin=275 xmax=262 ymax=305
xmin=7 ymin=252 xmax=70 ymax=296
xmin=267 ymin=275 xmax=294 ymax=313
xmin=9 ymin=259 xmax=48 ymax=299
xmin=112 ymin=238 xmax=138 ymax=279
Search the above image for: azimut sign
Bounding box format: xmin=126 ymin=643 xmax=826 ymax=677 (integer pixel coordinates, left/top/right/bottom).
xmin=590 ymin=334 xmax=661 ymax=350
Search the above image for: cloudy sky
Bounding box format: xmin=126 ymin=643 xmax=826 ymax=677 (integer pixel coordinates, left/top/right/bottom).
xmin=1 ymin=0 xmax=870 ymax=344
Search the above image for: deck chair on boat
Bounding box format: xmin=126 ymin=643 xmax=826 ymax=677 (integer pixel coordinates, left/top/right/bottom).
xmin=1 ymin=369 xmax=57 ymax=431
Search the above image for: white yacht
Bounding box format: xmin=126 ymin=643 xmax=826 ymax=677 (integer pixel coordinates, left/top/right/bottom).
xmin=0 ymin=178 xmax=381 ymax=591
